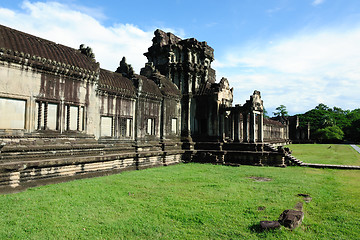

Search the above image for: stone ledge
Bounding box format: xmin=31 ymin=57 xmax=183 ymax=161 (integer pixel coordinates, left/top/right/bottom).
xmin=302 ymin=163 xmax=360 ymax=170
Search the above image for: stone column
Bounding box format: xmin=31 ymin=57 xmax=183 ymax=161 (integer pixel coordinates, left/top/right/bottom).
xmin=37 ymin=101 xmax=42 ymax=130
xmin=219 ymin=111 xmax=225 ymax=142
xmin=230 ymin=112 xmax=235 ymax=141
xmin=243 ymin=112 xmax=248 ymax=142
xmin=234 ymin=110 xmax=240 ymax=142
xmin=181 ymin=94 xmax=192 ymax=142
xmin=258 ymin=112 xmax=264 ymax=142
xmin=249 ymin=112 xmax=256 ymax=143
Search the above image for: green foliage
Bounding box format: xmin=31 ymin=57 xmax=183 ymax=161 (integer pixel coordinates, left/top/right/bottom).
xmin=344 ymin=111 xmax=360 ymax=142
xmin=273 ymin=104 xmax=288 ymax=117
xmin=0 ymin=163 xmax=360 ymax=239
xmin=313 ymin=126 xmax=344 ymax=141
xmin=298 ymin=104 xmax=360 ymax=141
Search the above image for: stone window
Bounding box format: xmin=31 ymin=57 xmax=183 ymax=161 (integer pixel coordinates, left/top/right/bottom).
xmin=0 ymin=97 xmax=26 ymax=129
xmin=65 ymin=105 xmax=85 ymax=131
xmin=147 ymin=118 xmax=155 ymax=135
xmin=171 ymin=118 xmax=177 ymax=134
xmin=101 ymin=116 xmax=113 ymax=137
xmin=35 ymin=101 xmax=58 ymax=130
xmin=118 ymin=117 xmax=132 ymax=137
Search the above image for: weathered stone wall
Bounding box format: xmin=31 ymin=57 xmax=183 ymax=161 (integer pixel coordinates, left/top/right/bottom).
xmin=0 ymin=25 xmax=293 ymax=193
xmin=0 ymin=61 xmax=99 ymax=139
xmin=162 ymin=97 xmax=181 ymax=140
xmin=0 ymin=147 xmax=183 ymax=193
xmin=136 ymin=96 xmax=161 ymax=141
xmin=263 ymin=119 xmax=289 ymax=142
xmin=98 ymin=93 xmax=135 ymax=140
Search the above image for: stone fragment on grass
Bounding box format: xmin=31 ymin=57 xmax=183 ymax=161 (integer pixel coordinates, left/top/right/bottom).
xmin=260 ymin=221 xmax=281 ymax=230
xmin=297 ymin=193 xmax=312 ymax=202
xmin=278 ymin=209 xmax=304 ymax=230
xmin=297 ymin=193 xmax=310 ymax=198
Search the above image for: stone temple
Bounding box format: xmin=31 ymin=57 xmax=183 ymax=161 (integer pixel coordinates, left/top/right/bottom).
xmin=0 ymin=25 xmax=306 ymax=193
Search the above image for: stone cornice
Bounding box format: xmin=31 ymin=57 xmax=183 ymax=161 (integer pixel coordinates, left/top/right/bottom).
xmin=0 ymin=47 xmax=100 ymax=83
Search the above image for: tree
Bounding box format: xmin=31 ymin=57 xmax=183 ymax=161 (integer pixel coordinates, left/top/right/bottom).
xmin=344 ymin=117 xmax=360 ymax=142
xmin=273 ymin=105 xmax=288 ymax=117
xmin=313 ymin=125 xmax=344 ymax=142
xmin=315 ymin=103 xmax=330 ymax=111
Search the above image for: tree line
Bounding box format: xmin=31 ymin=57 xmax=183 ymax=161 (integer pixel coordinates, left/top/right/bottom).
xmin=272 ymin=104 xmax=360 ymax=142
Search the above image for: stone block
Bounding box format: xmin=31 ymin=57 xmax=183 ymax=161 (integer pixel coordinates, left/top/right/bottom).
xmin=278 ymin=209 xmax=304 ymax=230
xmin=260 ymin=221 xmax=281 ymax=230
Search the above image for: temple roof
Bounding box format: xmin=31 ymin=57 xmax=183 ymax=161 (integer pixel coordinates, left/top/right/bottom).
xmin=135 ymin=74 xmax=163 ymax=97
xmin=152 ymin=73 xmax=181 ymax=97
xmin=0 ymin=24 xmax=98 ymax=73
xmin=99 ymin=69 xmax=136 ymax=97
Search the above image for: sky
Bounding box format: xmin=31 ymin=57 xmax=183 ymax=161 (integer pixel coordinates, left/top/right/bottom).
xmin=0 ymin=0 xmax=360 ymax=115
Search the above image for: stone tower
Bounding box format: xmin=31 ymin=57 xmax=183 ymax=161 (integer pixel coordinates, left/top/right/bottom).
xmin=144 ymin=29 xmax=217 ymax=144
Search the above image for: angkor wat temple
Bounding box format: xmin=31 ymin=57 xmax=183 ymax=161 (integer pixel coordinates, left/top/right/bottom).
xmin=0 ymin=25 xmax=307 ymax=193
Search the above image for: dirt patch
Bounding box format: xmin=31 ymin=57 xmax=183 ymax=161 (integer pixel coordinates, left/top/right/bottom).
xmin=248 ymin=176 xmax=272 ymax=182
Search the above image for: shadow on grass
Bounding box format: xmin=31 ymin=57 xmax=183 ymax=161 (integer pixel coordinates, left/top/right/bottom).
xmin=249 ymin=223 xmax=263 ymax=233
xmin=249 ymin=222 xmax=282 ymax=234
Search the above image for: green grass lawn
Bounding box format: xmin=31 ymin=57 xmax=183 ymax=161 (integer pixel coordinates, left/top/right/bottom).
xmin=287 ymin=144 xmax=360 ymax=166
xmin=1 ymin=163 xmax=359 ymax=239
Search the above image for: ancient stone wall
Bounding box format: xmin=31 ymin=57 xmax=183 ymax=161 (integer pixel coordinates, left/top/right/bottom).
xmin=0 ymin=25 xmax=291 ymax=193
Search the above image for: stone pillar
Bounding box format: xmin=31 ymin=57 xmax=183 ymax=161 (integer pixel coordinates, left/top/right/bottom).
xmin=234 ymin=110 xmax=240 ymax=142
xmin=249 ymin=112 xmax=256 ymax=143
xmin=243 ymin=112 xmax=248 ymax=142
xmin=230 ymin=112 xmax=235 ymax=141
xmin=258 ymin=112 xmax=264 ymax=142
xmin=37 ymin=101 xmax=42 ymax=130
xmin=219 ymin=111 xmax=225 ymax=142
xmin=181 ymin=94 xmax=192 ymax=142
xmin=160 ymin=98 xmax=164 ymax=140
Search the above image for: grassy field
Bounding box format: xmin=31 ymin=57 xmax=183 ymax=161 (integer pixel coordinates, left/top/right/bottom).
xmin=1 ymin=163 xmax=360 ymax=239
xmin=287 ymin=144 xmax=360 ymax=166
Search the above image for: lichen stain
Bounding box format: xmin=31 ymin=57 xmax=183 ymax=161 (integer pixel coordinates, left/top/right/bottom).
xmin=107 ymin=95 xmax=114 ymax=114
xmin=39 ymin=74 xmax=60 ymax=99
xmin=63 ymin=78 xmax=80 ymax=103
xmin=100 ymin=95 xmax=104 ymax=115
xmin=115 ymin=97 xmax=122 ymax=115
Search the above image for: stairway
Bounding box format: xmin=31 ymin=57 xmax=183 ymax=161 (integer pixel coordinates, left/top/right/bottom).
xmin=263 ymin=143 xmax=304 ymax=166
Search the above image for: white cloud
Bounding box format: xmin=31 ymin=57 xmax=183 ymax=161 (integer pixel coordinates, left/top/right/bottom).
xmin=0 ymin=1 xmax=180 ymax=72
xmin=312 ymin=0 xmax=325 ymax=6
xmin=214 ymin=27 xmax=360 ymax=114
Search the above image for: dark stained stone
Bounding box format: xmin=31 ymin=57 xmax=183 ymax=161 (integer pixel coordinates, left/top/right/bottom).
xmin=278 ymin=209 xmax=304 ymax=230
xmin=297 ymin=193 xmax=312 ymax=202
xmin=260 ymin=221 xmax=281 ymax=230
xmin=297 ymin=193 xmax=310 ymax=198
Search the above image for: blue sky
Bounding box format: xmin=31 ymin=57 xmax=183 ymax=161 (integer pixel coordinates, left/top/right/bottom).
xmin=1 ymin=0 xmax=360 ymax=115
